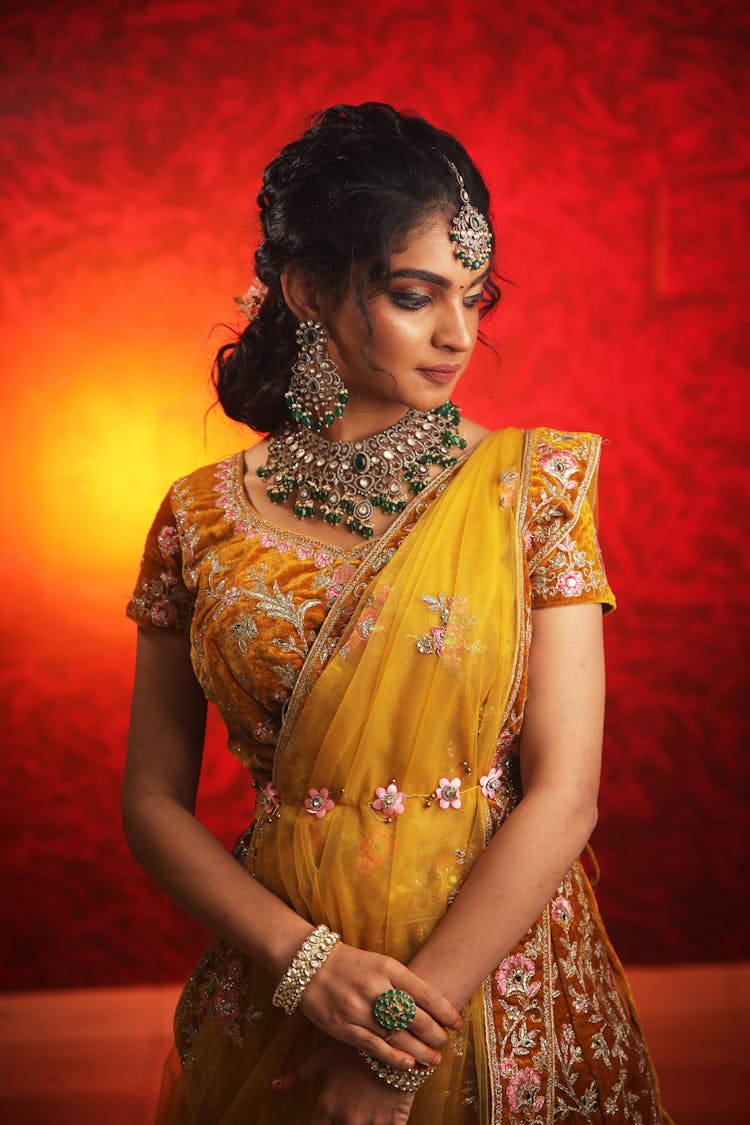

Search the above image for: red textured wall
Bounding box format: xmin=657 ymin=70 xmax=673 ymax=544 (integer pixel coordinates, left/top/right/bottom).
xmin=1 ymin=0 xmax=748 ymax=989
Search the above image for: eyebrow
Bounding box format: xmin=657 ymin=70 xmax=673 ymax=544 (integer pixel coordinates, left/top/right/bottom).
xmin=390 ymin=267 xmax=491 ymax=289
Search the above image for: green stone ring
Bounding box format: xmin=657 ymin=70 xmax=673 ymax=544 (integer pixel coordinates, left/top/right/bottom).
xmin=373 ymin=988 xmax=417 ymax=1032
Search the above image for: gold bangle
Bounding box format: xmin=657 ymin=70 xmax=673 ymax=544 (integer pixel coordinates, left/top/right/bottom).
xmin=359 ymin=1049 xmax=437 ymax=1091
xmin=272 ymin=924 xmax=341 ymax=1015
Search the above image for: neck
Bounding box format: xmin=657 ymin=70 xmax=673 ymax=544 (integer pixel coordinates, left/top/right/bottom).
xmin=322 ymin=401 xmax=413 ymax=444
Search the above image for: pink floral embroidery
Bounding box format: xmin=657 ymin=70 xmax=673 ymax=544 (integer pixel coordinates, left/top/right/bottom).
xmin=323 ymin=563 xmax=357 ymax=604
xmin=339 ymin=587 xmax=391 ymax=657
xmin=415 ymin=593 xmax=482 ymax=672
xmin=435 ymin=777 xmax=462 ymax=809
xmin=495 ymin=953 xmax=539 ymax=997
xmin=253 ymin=719 xmax=278 ymax=745
xmin=200 ymin=952 xmax=246 ymax=1045
xmin=539 ymin=446 xmax=578 ymax=481
xmin=157 ymin=525 xmax=180 ymax=556
xmin=497 ymin=729 xmax=519 ymax=755
xmin=551 ymin=895 xmax=574 ymax=928
xmin=507 ymin=1067 xmax=544 ymax=1114
xmin=372 ymin=783 xmax=406 ymax=815
xmin=304 ymin=787 xmax=335 ymax=818
xmin=498 ymin=471 xmax=518 ymax=508
xmin=150 ymin=598 xmax=176 ymax=627
xmin=260 ymin=782 xmax=279 ymax=813
xmin=480 ymin=766 xmax=503 ymax=799
xmin=557 ymin=568 xmax=584 ymax=596
xmin=430 ymin=625 xmax=446 ymax=653
xmin=314 ymin=550 xmax=335 ymax=568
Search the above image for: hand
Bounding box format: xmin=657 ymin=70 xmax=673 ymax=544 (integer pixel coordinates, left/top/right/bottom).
xmin=273 ymin=1043 xmax=416 ymax=1125
xmin=299 ymin=942 xmax=462 ymax=1070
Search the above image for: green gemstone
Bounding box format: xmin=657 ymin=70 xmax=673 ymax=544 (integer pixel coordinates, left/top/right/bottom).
xmin=333 ymin=404 xmax=344 ymax=417
xmin=352 ymin=452 xmax=368 ymax=472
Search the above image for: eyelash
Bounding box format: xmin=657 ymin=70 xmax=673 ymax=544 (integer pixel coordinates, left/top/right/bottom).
xmin=389 ymin=290 xmax=484 ymax=311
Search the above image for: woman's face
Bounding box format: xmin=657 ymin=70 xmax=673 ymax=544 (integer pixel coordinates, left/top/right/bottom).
xmin=318 ymin=213 xmax=489 ymax=425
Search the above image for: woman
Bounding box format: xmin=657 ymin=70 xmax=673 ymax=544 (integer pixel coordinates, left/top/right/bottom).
xmin=124 ymin=103 xmax=670 ymax=1125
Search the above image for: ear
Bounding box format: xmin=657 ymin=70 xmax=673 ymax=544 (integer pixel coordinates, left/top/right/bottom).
xmin=280 ymin=264 xmax=327 ymax=323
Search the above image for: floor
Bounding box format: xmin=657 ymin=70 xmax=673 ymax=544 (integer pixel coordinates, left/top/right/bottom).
xmin=0 ymin=963 xmax=747 ymax=1124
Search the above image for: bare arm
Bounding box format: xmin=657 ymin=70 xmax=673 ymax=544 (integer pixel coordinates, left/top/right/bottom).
xmin=407 ymin=602 xmax=605 ymax=1007
xmin=122 ymin=627 xmax=315 ymax=976
xmin=122 ymin=627 xmax=460 ymax=1066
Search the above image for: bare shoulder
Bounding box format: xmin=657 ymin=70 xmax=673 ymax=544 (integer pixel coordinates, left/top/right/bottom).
xmin=459 ymin=416 xmax=494 ymax=451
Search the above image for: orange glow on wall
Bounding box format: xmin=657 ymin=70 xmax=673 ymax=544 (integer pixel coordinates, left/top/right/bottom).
xmin=1 ymin=0 xmax=748 ymax=989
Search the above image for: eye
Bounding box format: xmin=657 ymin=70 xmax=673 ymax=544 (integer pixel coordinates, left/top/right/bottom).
xmin=464 ymin=291 xmax=483 ymax=309
xmin=389 ymin=289 xmax=432 ymax=311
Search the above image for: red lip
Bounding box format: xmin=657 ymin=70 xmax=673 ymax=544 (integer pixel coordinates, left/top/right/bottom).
xmin=418 ymin=364 xmax=461 ymax=383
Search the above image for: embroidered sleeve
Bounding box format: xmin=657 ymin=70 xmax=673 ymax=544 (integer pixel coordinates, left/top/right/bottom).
xmin=523 ymin=429 xmax=616 ymax=613
xmin=125 ymin=489 xmax=195 ymax=632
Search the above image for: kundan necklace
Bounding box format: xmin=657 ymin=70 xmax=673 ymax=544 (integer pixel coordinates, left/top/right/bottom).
xmin=257 ymin=400 xmax=467 ymax=539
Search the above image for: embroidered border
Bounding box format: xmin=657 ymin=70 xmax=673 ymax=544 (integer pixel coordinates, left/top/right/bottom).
xmin=271 ymin=439 xmax=487 ymax=783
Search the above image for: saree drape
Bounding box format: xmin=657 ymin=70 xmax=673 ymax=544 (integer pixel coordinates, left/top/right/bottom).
xmin=128 ymin=426 xmax=669 ymax=1125
xmin=164 ymin=428 xmax=522 ymax=1122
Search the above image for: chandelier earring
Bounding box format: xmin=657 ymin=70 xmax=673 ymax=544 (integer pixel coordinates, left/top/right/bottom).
xmin=285 ymin=319 xmax=349 ymax=432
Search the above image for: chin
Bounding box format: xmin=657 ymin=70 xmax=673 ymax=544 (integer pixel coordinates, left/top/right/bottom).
xmin=409 ymin=381 xmax=460 ymax=411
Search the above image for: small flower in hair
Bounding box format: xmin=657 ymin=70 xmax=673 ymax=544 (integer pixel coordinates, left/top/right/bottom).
xmin=234 ymin=278 xmax=268 ymax=322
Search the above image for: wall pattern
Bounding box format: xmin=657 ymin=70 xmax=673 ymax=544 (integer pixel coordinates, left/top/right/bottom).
xmin=0 ymin=0 xmax=748 ymax=988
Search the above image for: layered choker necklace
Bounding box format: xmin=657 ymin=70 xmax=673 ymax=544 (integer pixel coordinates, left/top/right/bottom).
xmin=257 ymin=401 xmax=467 ymax=539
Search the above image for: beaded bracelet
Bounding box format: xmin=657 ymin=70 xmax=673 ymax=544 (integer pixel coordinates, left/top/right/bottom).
xmin=272 ymin=924 xmax=341 ymax=1014
xmin=359 ymin=1050 xmax=437 ymax=1092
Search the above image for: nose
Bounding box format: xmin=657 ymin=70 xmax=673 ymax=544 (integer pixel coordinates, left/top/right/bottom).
xmin=432 ymin=298 xmax=475 ymax=353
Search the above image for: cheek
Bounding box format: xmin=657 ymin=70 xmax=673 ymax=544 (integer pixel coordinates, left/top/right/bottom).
xmin=369 ymin=311 xmax=425 ymax=363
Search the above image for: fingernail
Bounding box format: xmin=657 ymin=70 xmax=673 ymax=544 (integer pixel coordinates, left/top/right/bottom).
xmin=432 ymin=1053 xmax=442 ymax=1065
xmin=400 ymin=1056 xmax=415 ymax=1069
xmin=271 ymin=1077 xmax=282 ymax=1091
xmin=453 ymin=1018 xmax=463 ymax=1030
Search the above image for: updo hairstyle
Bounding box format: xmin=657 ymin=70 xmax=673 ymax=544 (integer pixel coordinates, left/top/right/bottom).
xmin=214 ymin=102 xmax=500 ymax=432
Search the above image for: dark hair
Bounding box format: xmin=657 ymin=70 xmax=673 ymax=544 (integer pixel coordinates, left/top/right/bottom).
xmin=214 ymin=102 xmax=501 ymax=432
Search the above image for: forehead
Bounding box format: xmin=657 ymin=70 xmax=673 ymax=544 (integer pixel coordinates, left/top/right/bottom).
xmin=389 ymin=214 xmax=487 ymax=287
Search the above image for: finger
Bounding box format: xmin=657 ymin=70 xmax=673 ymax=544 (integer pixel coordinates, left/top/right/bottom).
xmin=357 ymin=1027 xmax=416 ymax=1070
xmin=395 ymin=969 xmax=463 ymax=1030
xmin=272 ymin=1045 xmax=336 ymax=1093
xmin=369 ymin=992 xmax=449 ymax=1050
xmin=382 ymin=1027 xmax=443 ymax=1069
xmin=406 ymin=1008 xmax=450 ymax=1049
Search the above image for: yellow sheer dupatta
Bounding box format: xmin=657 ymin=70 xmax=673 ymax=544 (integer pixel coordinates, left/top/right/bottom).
xmin=250 ymin=427 xmax=526 ymax=1116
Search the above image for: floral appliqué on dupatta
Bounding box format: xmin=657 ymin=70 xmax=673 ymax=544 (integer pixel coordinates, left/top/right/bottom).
xmin=338 ymin=586 xmax=392 ymax=658
xmin=414 ymin=593 xmax=483 ymax=675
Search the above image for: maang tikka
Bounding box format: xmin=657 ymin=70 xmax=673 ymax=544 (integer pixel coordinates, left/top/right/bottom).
xmin=444 ymin=158 xmax=493 ymax=271
xmin=285 ymin=319 xmax=349 ymax=431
